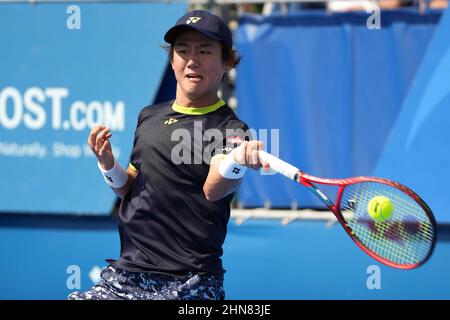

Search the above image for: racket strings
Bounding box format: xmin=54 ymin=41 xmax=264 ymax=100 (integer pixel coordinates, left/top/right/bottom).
xmin=340 ymin=182 xmax=434 ymax=267
xmin=347 ymin=193 xmax=432 ymax=265
xmin=344 ymin=208 xmax=427 ymax=264
xmin=345 ymin=185 xmax=433 ymax=264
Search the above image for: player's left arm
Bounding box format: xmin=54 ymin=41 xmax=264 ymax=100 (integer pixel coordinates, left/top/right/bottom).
xmin=203 ymin=141 xmax=270 ymax=201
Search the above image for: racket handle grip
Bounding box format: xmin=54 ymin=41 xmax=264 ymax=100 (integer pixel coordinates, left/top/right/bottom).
xmin=258 ymin=150 xmax=299 ymax=181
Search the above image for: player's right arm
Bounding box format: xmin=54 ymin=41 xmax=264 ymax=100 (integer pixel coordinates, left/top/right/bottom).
xmin=88 ymin=125 xmax=137 ymax=199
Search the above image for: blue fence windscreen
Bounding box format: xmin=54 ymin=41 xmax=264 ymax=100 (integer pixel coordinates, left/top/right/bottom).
xmin=374 ymin=7 xmax=450 ymax=224
xmin=235 ymin=10 xmax=443 ymax=220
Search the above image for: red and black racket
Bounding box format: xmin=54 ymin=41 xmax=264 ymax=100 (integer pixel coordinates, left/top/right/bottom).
xmin=258 ymin=151 xmax=436 ymax=269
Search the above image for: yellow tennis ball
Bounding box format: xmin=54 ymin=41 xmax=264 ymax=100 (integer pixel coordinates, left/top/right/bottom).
xmin=367 ymin=196 xmax=394 ymax=222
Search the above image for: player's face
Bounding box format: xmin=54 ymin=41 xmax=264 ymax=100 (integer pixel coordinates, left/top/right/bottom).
xmin=171 ymin=30 xmax=231 ymax=107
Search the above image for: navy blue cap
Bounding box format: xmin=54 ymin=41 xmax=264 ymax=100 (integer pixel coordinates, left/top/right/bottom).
xmin=164 ymin=10 xmax=233 ymax=47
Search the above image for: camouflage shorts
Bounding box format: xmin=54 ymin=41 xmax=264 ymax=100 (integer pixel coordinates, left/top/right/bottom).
xmin=67 ymin=265 xmax=225 ymax=300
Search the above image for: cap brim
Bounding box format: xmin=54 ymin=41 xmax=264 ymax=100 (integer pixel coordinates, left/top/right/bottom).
xmin=164 ymin=25 xmax=226 ymax=46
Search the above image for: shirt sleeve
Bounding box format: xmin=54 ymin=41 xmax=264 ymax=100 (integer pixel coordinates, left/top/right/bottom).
xmin=128 ymin=109 xmax=146 ymax=171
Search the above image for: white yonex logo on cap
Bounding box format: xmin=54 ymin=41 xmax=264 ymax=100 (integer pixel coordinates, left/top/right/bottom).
xmin=186 ymin=17 xmax=202 ymax=24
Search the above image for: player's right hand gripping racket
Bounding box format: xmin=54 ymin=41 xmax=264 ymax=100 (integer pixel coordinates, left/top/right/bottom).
xmin=258 ymin=151 xmax=436 ymax=269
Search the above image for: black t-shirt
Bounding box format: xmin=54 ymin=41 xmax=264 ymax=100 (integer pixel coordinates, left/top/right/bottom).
xmin=107 ymin=99 xmax=249 ymax=276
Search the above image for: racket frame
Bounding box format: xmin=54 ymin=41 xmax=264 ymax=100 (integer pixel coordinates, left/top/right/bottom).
xmin=296 ymin=172 xmax=437 ymax=269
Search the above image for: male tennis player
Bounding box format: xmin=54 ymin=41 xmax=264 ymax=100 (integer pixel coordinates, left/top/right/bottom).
xmin=68 ymin=10 xmax=269 ymax=300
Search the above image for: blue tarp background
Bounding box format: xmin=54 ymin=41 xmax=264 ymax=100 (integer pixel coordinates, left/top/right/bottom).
xmin=374 ymin=8 xmax=450 ymax=224
xmin=235 ymin=9 xmax=447 ymax=222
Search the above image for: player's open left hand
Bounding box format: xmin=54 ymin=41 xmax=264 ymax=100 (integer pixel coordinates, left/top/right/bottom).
xmin=88 ymin=125 xmax=114 ymax=170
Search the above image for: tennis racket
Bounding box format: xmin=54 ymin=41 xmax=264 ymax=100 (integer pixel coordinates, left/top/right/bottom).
xmin=258 ymin=151 xmax=436 ymax=269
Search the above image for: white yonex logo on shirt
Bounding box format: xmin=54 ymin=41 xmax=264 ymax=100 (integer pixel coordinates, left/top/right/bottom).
xmin=164 ymin=118 xmax=178 ymax=125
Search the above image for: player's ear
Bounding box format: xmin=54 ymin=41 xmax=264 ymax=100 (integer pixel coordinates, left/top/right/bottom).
xmin=220 ymin=43 xmax=231 ymax=71
xmin=223 ymin=56 xmax=234 ymax=72
xmin=223 ymin=63 xmax=232 ymax=73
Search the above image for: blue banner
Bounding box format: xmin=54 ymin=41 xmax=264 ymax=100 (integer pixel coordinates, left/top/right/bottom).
xmin=0 ymin=3 xmax=186 ymax=214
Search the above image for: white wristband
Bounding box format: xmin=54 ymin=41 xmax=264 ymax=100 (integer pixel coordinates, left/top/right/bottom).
xmin=218 ymin=148 xmax=247 ymax=179
xmin=98 ymin=158 xmax=128 ymax=188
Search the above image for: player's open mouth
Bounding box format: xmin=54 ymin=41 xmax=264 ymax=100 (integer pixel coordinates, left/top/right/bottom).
xmin=186 ymin=74 xmax=203 ymax=81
